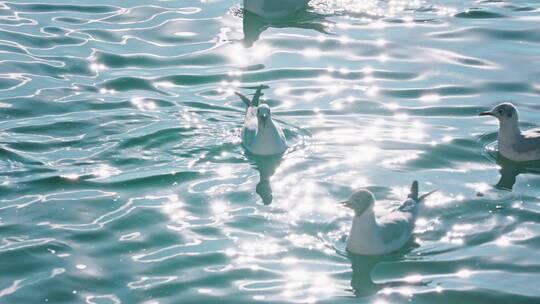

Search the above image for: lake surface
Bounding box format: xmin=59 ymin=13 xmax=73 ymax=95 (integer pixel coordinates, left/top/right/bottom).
xmin=1 ymin=0 xmax=540 ymax=303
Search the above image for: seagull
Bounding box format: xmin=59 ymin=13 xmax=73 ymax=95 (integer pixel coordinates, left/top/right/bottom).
xmin=342 ymin=181 xmax=436 ymax=256
xmin=236 ymin=86 xmax=287 ymax=156
xmin=243 ymin=0 xmax=310 ymax=20
xmin=479 ymin=103 xmax=540 ymax=162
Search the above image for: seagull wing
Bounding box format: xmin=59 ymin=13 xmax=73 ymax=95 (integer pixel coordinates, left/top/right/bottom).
xmin=397 ymin=197 xmax=418 ymax=214
xmin=235 ymin=92 xmax=252 ymax=108
xmin=378 ymin=213 xmax=414 ymax=245
xmin=274 ymin=119 xmax=288 ymax=144
xmin=252 ymin=87 xmax=264 ymax=107
xmin=514 ymin=129 xmax=540 ymax=153
xmin=242 ymin=107 xmax=258 ymax=148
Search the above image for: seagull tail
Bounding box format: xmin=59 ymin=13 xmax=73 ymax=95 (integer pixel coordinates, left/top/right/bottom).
xmin=252 ymin=85 xmax=265 ymax=107
xmin=235 ymin=92 xmax=252 ymax=108
xmin=236 ymin=85 xmax=268 ymax=107
xmin=419 ymin=189 xmax=437 ymax=202
xmin=408 ymin=180 xmax=419 ymax=201
xmin=408 ymin=180 xmax=437 ymax=202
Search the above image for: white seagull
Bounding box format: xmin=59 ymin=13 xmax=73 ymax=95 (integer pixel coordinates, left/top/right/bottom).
xmin=236 ymin=86 xmax=287 ymax=156
xmin=342 ymin=181 xmax=436 ymax=256
xmin=480 ymin=102 xmax=540 ymax=162
xmin=243 ymin=0 xmax=310 ymax=20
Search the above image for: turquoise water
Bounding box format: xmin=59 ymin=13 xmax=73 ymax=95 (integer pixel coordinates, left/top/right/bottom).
xmin=1 ymin=0 xmax=540 ymax=303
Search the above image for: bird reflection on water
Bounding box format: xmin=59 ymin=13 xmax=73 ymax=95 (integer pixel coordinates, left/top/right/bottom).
xmin=241 ymin=9 xmax=331 ymax=47
xmin=347 ymin=241 xmax=425 ymax=298
xmin=246 ymin=152 xmax=283 ymax=205
xmin=495 ymin=154 xmax=540 ymax=191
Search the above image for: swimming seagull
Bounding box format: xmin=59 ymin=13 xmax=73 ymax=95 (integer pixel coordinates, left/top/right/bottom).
xmin=342 ymin=181 xmax=436 ymax=256
xmin=236 ymin=86 xmax=287 ymax=156
xmin=243 ymin=0 xmax=310 ymax=20
xmin=480 ymin=102 xmax=540 ymax=162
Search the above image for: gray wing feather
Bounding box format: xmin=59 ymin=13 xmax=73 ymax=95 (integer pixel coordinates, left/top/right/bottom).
xmin=379 ymin=198 xmax=418 ymax=244
xmin=514 ymin=130 xmax=540 ymax=153
xmin=378 ymin=217 xmax=412 ymax=244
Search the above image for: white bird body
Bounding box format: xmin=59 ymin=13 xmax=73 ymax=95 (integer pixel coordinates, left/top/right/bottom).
xmin=237 ymin=87 xmax=287 ymax=156
xmin=480 ymin=103 xmax=540 ymax=162
xmin=343 ymin=181 xmax=435 ymax=256
xmin=243 ymin=0 xmax=310 ymax=19
xmin=347 ymin=206 xmax=415 ymax=255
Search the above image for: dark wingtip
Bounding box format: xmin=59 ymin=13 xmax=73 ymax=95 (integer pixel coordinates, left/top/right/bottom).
xmin=409 ymin=180 xmax=419 ymax=201
xmin=252 ymin=85 xmax=267 ymax=107
xmin=237 ymin=84 xmax=269 ymax=107
xmin=235 ymin=92 xmax=251 ymax=107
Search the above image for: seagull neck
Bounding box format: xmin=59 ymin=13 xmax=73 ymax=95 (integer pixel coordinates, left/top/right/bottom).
xmin=354 ymin=206 xmax=376 ymax=225
xmin=499 ymin=119 xmax=521 ymax=140
xmin=350 ymin=206 xmax=379 ymax=243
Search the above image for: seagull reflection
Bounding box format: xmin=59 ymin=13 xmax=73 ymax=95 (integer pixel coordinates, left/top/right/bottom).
xmin=348 ymin=241 xmax=424 ymax=297
xmin=242 ymin=10 xmax=330 ymax=47
xmin=349 ymin=253 xmax=386 ymax=297
xmin=248 ymin=153 xmax=283 ymax=205
xmin=495 ymin=154 xmax=540 ymax=190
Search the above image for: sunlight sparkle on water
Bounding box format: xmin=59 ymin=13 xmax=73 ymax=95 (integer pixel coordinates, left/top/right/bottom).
xmin=90 ymin=62 xmax=106 ymax=72
xmin=61 ymin=173 xmax=79 ymax=180
xmin=385 ymin=103 xmax=399 ymax=110
xmin=131 ymin=96 xmax=156 ymax=111
xmin=465 ymin=183 xmax=490 ymax=193
xmin=495 ymin=237 xmax=511 ymax=247
xmin=456 ymin=269 xmax=472 ymax=278
xmin=211 ymin=200 xmax=228 ymax=214
xmin=303 ymin=48 xmax=321 ymax=58
xmin=226 ymin=43 xmax=273 ymax=66
xmin=93 ymin=164 xmax=121 ymax=179
xmin=2 ymin=0 xmax=538 ymax=303
xmin=420 ymin=94 xmax=441 ymax=103
xmin=154 ymin=81 xmax=175 ymax=89
xmin=366 ymin=86 xmax=379 ymax=97
xmin=339 ymin=67 xmax=350 ymax=75
xmin=405 ymin=274 xmax=423 ymax=283
xmin=162 ymin=197 xmax=186 ymax=223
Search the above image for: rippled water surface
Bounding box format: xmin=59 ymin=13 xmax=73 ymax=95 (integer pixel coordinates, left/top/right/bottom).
xmin=1 ymin=0 xmax=540 ymax=303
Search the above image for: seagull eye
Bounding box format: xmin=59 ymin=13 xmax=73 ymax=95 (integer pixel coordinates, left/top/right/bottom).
xmin=498 ymin=109 xmax=504 ymax=115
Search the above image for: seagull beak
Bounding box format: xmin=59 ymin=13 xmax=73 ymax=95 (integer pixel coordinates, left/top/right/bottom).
xmin=340 ymin=200 xmax=352 ymax=209
xmin=479 ymin=111 xmax=494 ymax=117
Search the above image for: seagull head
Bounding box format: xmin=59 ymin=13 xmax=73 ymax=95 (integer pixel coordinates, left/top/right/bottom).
xmin=341 ymin=190 xmax=375 ymax=216
xmin=479 ymin=103 xmax=519 ymax=124
xmin=257 ymin=104 xmax=271 ymax=128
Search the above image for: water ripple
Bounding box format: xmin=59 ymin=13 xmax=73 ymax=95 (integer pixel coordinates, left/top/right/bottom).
xmin=1 ymin=0 xmax=540 ymax=303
